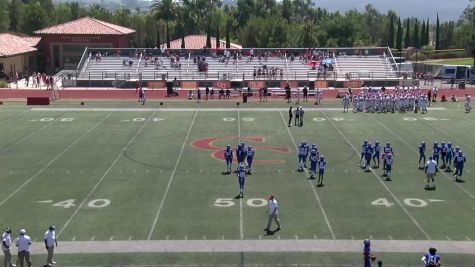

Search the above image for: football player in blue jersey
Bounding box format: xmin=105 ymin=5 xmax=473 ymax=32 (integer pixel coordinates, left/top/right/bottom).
xmin=224 ymin=144 xmax=233 ymax=174
xmin=246 ymin=146 xmax=255 ymax=174
xmin=453 ymin=146 xmax=461 ymax=173
xmin=444 ymin=142 xmax=454 ymax=172
xmin=383 ymin=153 xmax=393 ymax=181
xmin=418 ymin=141 xmax=426 ymax=169
xmin=237 ymin=163 xmax=247 ymax=198
xmin=359 ymin=139 xmax=368 ymax=166
xmin=297 ymin=141 xmax=308 ymax=171
xmin=382 ymin=141 xmax=393 ymax=170
xmin=432 ymin=142 xmax=440 ymax=166
xmin=317 ymin=155 xmax=327 ymax=187
xmin=440 ymin=142 xmax=447 ymax=168
xmin=454 ymin=151 xmax=466 ymax=183
xmin=308 ymin=149 xmax=318 ymax=179
xmin=363 ymin=142 xmax=373 ymax=172
xmin=421 ymin=247 xmax=441 ymax=267
xmin=236 ymin=143 xmax=248 ymax=172
xmin=372 ymin=141 xmax=381 ymax=168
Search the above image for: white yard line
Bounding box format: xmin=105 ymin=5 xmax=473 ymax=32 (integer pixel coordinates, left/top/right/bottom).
xmin=147 ymin=111 xmax=198 ymax=240
xmin=0 ymin=113 xmax=65 ymax=153
xmin=29 ymin=107 xmax=449 ymax=112
xmin=237 ymin=107 xmax=244 ymax=240
xmin=0 ymin=109 xmax=29 ymax=125
xmin=369 ymin=115 xmax=475 ymax=200
xmin=320 ymin=111 xmax=431 ymax=240
xmin=58 ymin=112 xmax=156 ymax=237
xmin=279 ymin=111 xmax=336 ymax=240
xmin=0 ymin=112 xmax=113 ymax=207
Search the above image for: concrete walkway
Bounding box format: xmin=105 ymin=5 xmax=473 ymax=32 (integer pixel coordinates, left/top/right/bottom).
xmin=26 ymin=239 xmax=475 ymax=255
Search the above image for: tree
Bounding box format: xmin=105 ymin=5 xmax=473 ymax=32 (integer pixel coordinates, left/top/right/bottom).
xmin=206 ymin=21 xmax=211 ymax=48
xmin=413 ymin=19 xmax=419 ymax=48
xmin=424 ymin=18 xmax=430 ymax=45
xmin=69 ymin=2 xmax=81 ymax=20
xmin=156 ymin=21 xmax=161 ymax=47
xmin=0 ymin=0 xmax=10 ymax=32
xmin=420 ymin=20 xmax=426 ymax=47
xmin=8 ymin=0 xmax=23 ymax=32
xmin=404 ymin=18 xmax=411 ymax=48
xmin=282 ymin=0 xmax=291 ymax=22
xmin=435 ymin=13 xmax=440 ymax=50
xmin=21 ymin=2 xmax=48 ymax=34
xmin=216 ymin=24 xmax=220 ymax=48
xmin=151 ymin=0 xmax=178 ymax=48
xmin=181 ymin=25 xmax=185 ymax=48
xmin=88 ymin=4 xmax=111 ymax=21
xmin=387 ymin=15 xmax=394 ymax=47
xmin=225 ymin=19 xmax=230 ymax=48
xmin=54 ymin=3 xmax=72 ymax=24
xmin=396 ymin=17 xmax=402 ymax=51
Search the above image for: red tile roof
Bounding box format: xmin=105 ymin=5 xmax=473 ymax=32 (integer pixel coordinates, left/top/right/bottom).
xmin=34 ymin=17 xmax=135 ymax=35
xmin=165 ymin=35 xmax=242 ymax=49
xmin=0 ymin=33 xmax=41 ymax=57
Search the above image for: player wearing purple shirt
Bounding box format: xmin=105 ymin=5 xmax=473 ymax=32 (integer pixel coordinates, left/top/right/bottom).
xmin=363 ymin=239 xmax=376 ymax=267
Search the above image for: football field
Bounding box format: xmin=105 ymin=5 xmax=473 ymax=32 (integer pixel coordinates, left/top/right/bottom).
xmin=0 ymin=101 xmax=474 ymax=266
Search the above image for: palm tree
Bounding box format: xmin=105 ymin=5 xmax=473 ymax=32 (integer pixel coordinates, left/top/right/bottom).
xmin=151 ymin=0 xmax=179 ymax=48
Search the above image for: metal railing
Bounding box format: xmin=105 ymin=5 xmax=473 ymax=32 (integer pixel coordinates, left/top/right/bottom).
xmin=76 ymin=46 xmax=89 ymax=72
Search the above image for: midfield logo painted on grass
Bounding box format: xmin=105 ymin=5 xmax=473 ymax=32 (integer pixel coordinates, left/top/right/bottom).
xmin=191 ymin=136 xmax=291 ymax=164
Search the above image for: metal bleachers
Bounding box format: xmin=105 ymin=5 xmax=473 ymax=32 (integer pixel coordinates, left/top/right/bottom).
xmin=74 ymin=47 xmax=401 ymax=87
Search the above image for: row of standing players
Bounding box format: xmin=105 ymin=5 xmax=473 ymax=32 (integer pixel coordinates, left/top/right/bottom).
xmin=223 ymin=140 xmax=328 ymax=199
xmin=357 ymin=140 xmax=467 ymax=190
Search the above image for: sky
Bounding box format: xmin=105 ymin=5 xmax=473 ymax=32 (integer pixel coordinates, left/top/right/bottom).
xmin=312 ymin=0 xmax=471 ymax=22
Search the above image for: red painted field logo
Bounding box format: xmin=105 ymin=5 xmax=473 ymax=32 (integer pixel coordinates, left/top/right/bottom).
xmin=191 ymin=136 xmax=291 ymax=165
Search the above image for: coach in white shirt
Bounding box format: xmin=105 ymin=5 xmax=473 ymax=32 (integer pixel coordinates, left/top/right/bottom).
xmin=264 ymin=195 xmax=281 ymax=235
xmin=15 ymin=229 xmax=31 ymax=267
xmin=425 ymin=157 xmax=438 ymax=189
xmin=44 ymin=225 xmax=57 ymax=266
xmin=2 ymin=227 xmax=15 ymax=267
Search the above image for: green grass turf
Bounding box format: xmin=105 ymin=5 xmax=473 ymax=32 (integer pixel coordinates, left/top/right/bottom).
xmin=431 ymin=58 xmax=474 ymax=66
xmin=0 ymin=101 xmax=474 ymax=265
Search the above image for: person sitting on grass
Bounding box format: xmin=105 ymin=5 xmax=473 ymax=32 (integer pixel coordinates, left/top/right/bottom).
xmin=188 ymin=90 xmax=194 ymax=100
xmin=451 ymin=95 xmax=457 ymax=102
xmin=441 ymin=94 xmax=447 ymax=102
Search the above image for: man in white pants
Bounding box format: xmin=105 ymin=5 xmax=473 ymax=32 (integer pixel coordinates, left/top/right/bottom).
xmin=15 ymin=229 xmax=31 ymax=267
xmin=264 ymin=195 xmax=281 ymax=235
xmin=2 ymin=227 xmax=15 ymax=267
xmin=425 ymin=156 xmax=438 ymax=190
xmin=44 ymin=225 xmax=57 ymax=266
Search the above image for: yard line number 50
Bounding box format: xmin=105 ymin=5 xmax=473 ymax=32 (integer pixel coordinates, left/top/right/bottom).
xmin=214 ymin=198 xmax=267 ymax=207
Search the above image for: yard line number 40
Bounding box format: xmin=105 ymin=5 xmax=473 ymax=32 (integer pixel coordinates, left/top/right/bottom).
xmin=53 ymin=199 xmax=111 ymax=208
xmin=371 ymin=198 xmax=428 ymax=207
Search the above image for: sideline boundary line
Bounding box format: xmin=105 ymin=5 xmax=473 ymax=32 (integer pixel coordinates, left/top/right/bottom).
xmin=147 ymin=111 xmax=199 ymax=240
xmin=320 ymin=111 xmax=431 ymax=240
xmin=279 ymin=111 xmax=336 ymax=240
xmin=369 ymin=115 xmax=475 ymax=200
xmin=24 ymin=239 xmax=475 ymax=254
xmin=31 ymin=107 xmax=448 ymax=112
xmin=0 ymin=112 xmax=113 ymax=207
xmin=58 ymin=111 xmax=156 ymax=237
